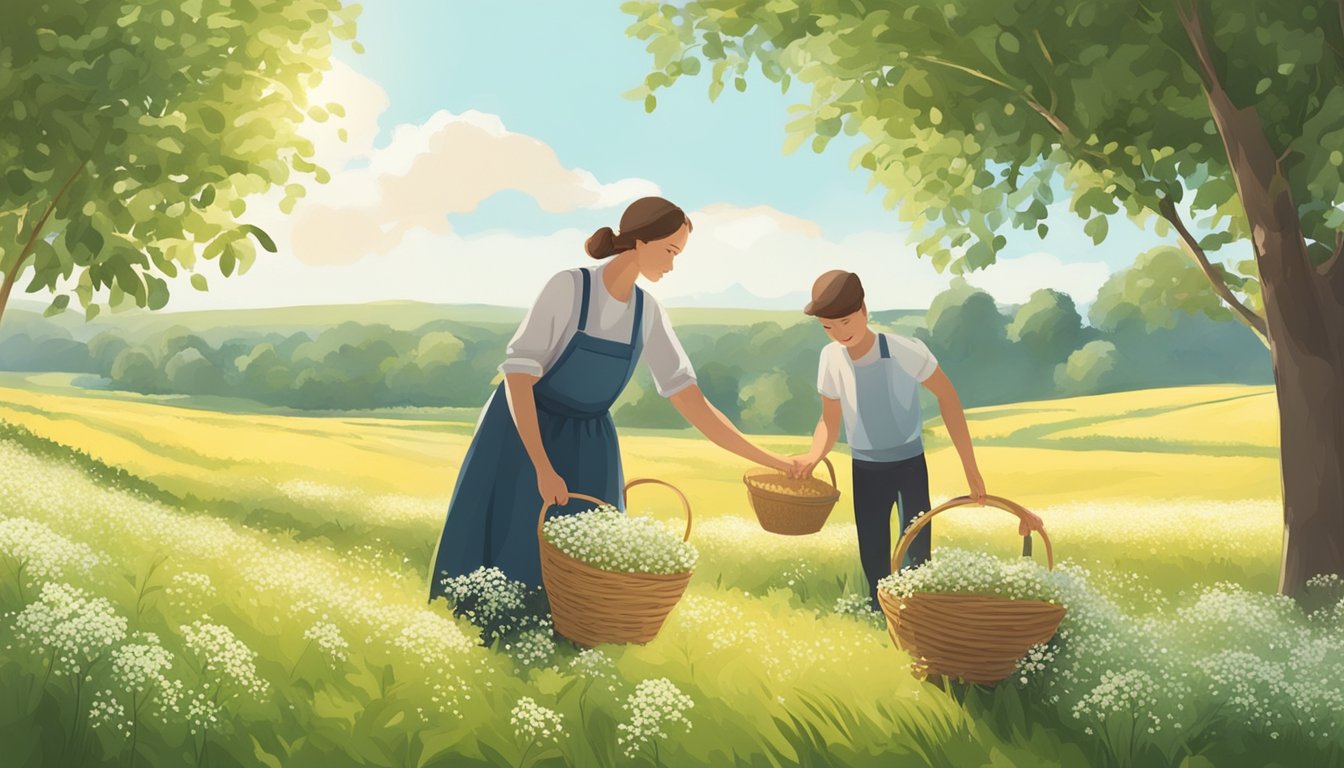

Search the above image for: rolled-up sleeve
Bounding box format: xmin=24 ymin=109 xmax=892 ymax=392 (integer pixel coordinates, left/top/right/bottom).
xmin=817 ymin=348 xmax=842 ymax=399
xmin=643 ymin=299 xmax=697 ymax=397
xmin=901 ymin=337 xmax=939 ymax=382
xmin=498 ymin=271 xmax=575 ymax=378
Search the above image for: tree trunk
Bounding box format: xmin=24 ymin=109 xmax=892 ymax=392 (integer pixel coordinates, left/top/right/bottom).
xmin=0 ymin=265 xmax=17 ymax=327
xmin=1273 ymin=287 xmax=1344 ymax=596
xmin=1199 ymin=82 xmax=1344 ymax=597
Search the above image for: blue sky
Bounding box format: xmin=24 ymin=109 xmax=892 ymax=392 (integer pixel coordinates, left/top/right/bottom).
xmin=148 ymin=2 xmax=1196 ymax=314
xmin=342 ymin=1 xmax=1164 ymax=266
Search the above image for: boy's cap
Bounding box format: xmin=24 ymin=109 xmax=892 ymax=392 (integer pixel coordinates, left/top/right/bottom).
xmin=804 ymin=270 xmax=865 ymax=318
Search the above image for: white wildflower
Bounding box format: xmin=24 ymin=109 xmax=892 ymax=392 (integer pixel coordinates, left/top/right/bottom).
xmin=617 ymin=678 xmax=694 ymax=758
xmin=543 ymin=506 xmax=697 ymax=575
xmin=511 ymin=696 xmax=565 ymax=744
xmin=11 ymin=582 xmax=127 ymax=678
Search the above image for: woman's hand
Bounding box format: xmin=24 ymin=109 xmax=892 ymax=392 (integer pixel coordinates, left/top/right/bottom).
xmin=763 ymin=452 xmax=796 ymax=475
xmin=966 ymin=466 xmax=987 ymax=506
xmin=537 ymin=465 xmax=569 ymax=507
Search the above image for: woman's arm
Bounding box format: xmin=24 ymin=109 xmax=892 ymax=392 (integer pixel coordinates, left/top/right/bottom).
xmin=669 ymin=385 xmax=793 ymax=472
xmin=498 ymin=273 xmax=575 ymax=507
xmin=504 ymin=374 xmax=569 ymax=507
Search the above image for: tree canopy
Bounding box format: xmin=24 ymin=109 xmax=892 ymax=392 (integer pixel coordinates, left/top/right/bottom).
xmin=624 ymin=0 xmax=1344 ymax=338
xmin=0 ymin=0 xmax=360 ymax=322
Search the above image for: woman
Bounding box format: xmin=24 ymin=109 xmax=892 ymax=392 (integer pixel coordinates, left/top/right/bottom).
xmin=428 ymin=196 xmax=795 ymax=600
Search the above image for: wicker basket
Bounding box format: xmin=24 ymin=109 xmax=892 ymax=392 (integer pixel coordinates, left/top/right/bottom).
xmin=743 ymin=456 xmax=841 ymax=535
xmin=877 ymin=495 xmax=1067 ymax=686
xmin=538 ymin=479 xmax=693 ymax=647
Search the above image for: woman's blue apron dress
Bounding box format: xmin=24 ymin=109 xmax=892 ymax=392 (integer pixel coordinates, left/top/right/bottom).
xmin=427 ymin=268 xmax=645 ymax=600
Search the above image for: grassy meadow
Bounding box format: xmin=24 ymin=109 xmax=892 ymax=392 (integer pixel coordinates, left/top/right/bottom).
xmin=3 ymin=374 xmax=1338 ymax=768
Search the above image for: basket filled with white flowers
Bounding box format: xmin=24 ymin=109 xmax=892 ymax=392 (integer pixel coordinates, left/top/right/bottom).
xmin=742 ymin=456 xmax=840 ymax=535
xmin=539 ymin=478 xmax=695 ymax=647
xmin=877 ymin=494 xmax=1066 ymax=686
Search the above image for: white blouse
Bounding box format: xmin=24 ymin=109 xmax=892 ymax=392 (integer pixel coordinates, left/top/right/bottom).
xmin=498 ymin=261 xmax=698 ymax=397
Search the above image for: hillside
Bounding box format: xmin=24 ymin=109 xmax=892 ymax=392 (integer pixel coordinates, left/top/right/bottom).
xmin=3 ymin=299 xmax=833 ymax=342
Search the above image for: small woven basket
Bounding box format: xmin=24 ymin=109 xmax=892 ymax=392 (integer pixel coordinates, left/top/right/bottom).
xmin=743 ymin=456 xmax=841 ymax=535
xmin=538 ymin=479 xmax=693 ymax=647
xmin=877 ymin=495 xmax=1067 ymax=686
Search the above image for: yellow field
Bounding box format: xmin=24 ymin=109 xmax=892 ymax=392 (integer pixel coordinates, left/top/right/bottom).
xmin=0 ymin=375 xmax=1282 ymax=521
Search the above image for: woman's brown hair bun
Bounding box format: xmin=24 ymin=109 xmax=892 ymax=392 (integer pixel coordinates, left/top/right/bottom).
xmin=584 ymin=196 xmax=693 ymax=259
xmin=585 ymin=226 xmax=618 ymax=259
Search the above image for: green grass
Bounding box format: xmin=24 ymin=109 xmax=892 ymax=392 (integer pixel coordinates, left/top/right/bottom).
xmin=0 ymin=381 xmax=1335 ymax=767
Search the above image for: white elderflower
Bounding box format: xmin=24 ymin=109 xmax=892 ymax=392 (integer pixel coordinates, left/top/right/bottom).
xmin=437 ymin=566 xmax=548 ymax=646
xmin=505 ymin=627 xmax=555 ymax=669
xmin=179 ymin=620 xmax=269 ymax=699
xmin=0 ymin=517 xmax=104 ymax=584
xmin=165 ymin=571 xmax=216 ymax=609
xmin=303 ymin=621 xmax=350 ymax=663
xmin=510 ymin=696 xmax=566 ymax=744
xmin=12 ymin=583 xmax=128 ymax=678
xmin=617 ymin=678 xmax=695 ymax=758
xmin=107 ymin=632 xmax=184 ymax=722
xmin=183 ymin=689 xmax=223 ymax=736
xmin=88 ymin=689 xmax=130 ymax=735
xmin=542 ymin=506 xmax=697 ymax=575
xmin=569 ymin=648 xmax=615 ymax=681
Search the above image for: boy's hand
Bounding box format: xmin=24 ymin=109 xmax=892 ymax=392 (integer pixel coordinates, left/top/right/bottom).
xmin=788 ymin=454 xmax=819 ymax=479
xmin=1018 ymin=509 xmax=1045 ymax=537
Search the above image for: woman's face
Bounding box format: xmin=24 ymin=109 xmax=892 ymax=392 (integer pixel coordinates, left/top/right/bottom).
xmin=633 ymin=222 xmax=690 ymax=282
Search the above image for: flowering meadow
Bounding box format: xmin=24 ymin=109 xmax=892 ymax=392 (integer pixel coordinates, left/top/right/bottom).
xmin=2 ymin=382 xmax=1341 ymax=766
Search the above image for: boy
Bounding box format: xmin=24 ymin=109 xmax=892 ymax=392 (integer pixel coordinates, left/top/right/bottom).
xmin=791 ymin=270 xmax=1042 ymax=610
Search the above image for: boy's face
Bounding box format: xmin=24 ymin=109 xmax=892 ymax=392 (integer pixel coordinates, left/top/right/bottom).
xmin=818 ymin=306 xmax=868 ymax=348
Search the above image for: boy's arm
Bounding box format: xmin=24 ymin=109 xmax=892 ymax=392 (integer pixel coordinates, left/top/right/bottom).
xmin=921 ymin=366 xmax=1044 ymax=535
xmin=920 ymin=366 xmax=985 ymax=502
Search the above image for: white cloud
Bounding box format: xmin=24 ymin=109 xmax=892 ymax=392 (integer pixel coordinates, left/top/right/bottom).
xmin=283 ymin=94 xmax=660 ymax=265
xmin=159 ymin=201 xmax=1109 ymax=315
xmin=148 ymin=65 xmax=1111 ymax=315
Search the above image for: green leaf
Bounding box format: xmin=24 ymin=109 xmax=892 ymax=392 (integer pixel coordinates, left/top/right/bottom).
xmin=44 ymin=295 xmax=70 ymax=317
xmin=191 ymin=273 xmax=209 ymax=291
xmin=241 ymin=224 xmax=278 ymax=253
xmin=644 ymin=93 xmax=657 ymax=113
xmin=200 ymin=106 xmax=225 ymax=134
xmin=85 ymin=303 xmax=100 ymax=321
xmin=681 ymin=56 xmax=701 ymax=76
xmin=1083 ymin=216 xmax=1109 ymax=245
xmin=145 ymin=275 xmax=170 ymax=310
xmin=220 ymin=245 xmax=237 ymax=277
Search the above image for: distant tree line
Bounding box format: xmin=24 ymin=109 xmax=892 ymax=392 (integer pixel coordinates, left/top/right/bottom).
xmin=0 ymin=249 xmax=1271 ymax=431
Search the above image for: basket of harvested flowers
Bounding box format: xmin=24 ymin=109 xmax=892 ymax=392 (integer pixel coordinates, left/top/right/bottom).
xmin=742 ymin=456 xmax=841 ymax=535
xmin=538 ymin=478 xmax=695 ymax=647
xmin=876 ymin=494 xmax=1066 ymax=686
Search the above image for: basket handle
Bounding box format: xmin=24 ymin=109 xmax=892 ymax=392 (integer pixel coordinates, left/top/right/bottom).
xmin=536 ymin=492 xmax=610 ymax=538
xmin=816 ymin=456 xmax=837 ymax=489
xmin=890 ymin=494 xmax=1054 ymax=574
xmin=623 ymin=478 xmax=693 ymax=542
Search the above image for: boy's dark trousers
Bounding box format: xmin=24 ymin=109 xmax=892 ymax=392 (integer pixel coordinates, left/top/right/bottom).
xmin=852 ymin=453 xmax=932 ymax=609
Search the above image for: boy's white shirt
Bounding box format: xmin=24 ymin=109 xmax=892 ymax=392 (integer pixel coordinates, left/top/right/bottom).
xmin=817 ymin=330 xmax=938 ymax=455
